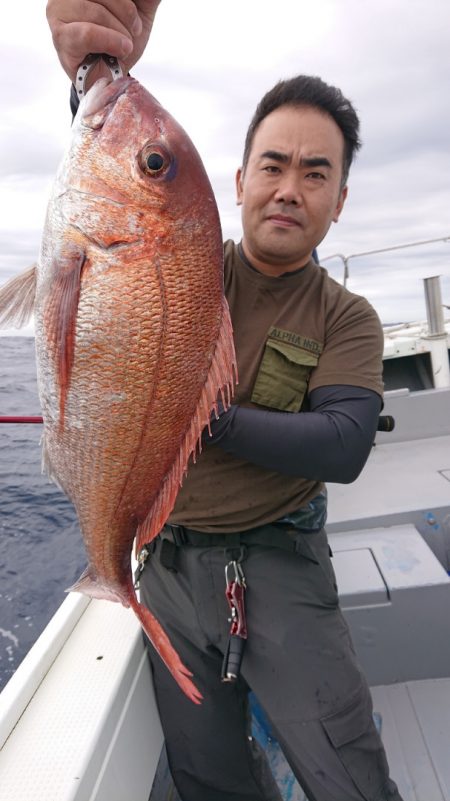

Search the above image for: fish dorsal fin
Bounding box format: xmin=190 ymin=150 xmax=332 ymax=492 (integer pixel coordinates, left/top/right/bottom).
xmin=45 ymin=248 xmax=86 ymax=429
xmin=135 ymin=297 xmax=237 ymax=553
xmin=0 ymin=265 xmax=36 ymax=329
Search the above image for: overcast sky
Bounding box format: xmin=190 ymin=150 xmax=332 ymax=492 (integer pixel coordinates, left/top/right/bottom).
xmin=1 ymin=0 xmax=449 ymax=332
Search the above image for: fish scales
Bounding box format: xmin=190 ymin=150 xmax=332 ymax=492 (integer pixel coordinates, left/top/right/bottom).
xmin=0 ymin=76 xmax=236 ymax=702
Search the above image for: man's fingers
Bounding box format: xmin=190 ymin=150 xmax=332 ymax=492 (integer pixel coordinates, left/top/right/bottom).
xmin=46 ymin=0 xmax=162 ymax=81
xmin=50 ymin=21 xmax=133 ymax=81
xmin=47 ymin=0 xmax=142 ymax=80
xmin=47 ymin=0 xmax=142 ymax=39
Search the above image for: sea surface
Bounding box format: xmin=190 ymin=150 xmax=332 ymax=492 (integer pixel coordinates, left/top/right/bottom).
xmin=0 ymin=337 xmax=85 ymax=691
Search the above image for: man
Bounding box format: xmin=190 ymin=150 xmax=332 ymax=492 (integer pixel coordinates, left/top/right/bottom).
xmin=47 ymin=3 xmax=403 ymax=800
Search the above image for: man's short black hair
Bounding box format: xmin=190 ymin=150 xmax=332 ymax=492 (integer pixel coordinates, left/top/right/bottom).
xmin=242 ymin=75 xmax=361 ymax=186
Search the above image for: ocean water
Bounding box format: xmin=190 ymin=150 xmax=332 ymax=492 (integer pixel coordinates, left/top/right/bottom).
xmin=0 ymin=337 xmax=85 ymax=691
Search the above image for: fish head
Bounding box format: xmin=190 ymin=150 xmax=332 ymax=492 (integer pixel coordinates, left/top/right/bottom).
xmin=70 ymin=75 xmax=221 ymax=235
xmin=38 ymin=75 xmax=226 ymax=434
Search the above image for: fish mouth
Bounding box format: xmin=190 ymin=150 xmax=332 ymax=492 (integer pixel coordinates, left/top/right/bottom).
xmin=80 ymin=76 xmax=134 ymax=129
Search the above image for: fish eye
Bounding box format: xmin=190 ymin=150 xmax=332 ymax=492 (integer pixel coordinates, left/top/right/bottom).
xmin=139 ymin=143 xmax=173 ymax=178
xmin=147 ymin=152 xmax=164 ymax=171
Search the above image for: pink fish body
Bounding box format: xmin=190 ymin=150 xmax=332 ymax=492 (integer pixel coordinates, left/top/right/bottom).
xmin=0 ymin=76 xmax=236 ymax=702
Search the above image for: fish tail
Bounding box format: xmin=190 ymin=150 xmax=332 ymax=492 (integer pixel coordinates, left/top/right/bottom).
xmin=0 ymin=265 xmax=36 ymax=329
xmin=129 ymin=594 xmax=203 ymax=705
xmin=68 ymin=568 xmax=202 ymax=703
xmin=67 ymin=565 xmax=125 ymax=604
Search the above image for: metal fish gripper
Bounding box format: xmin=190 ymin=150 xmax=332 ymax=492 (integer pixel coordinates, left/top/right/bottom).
xmin=76 ymin=54 xmax=123 ymax=99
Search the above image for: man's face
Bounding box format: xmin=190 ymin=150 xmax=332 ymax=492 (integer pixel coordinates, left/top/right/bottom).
xmin=236 ymin=104 xmax=348 ymax=276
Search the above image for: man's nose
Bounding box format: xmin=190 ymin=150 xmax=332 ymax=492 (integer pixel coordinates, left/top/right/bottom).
xmin=273 ymin=174 xmax=302 ymax=205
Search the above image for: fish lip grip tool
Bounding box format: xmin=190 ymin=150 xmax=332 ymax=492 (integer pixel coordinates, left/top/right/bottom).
xmin=75 ymin=54 xmax=123 ymax=99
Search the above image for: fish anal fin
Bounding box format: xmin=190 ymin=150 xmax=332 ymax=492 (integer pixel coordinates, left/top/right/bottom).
xmin=44 ymin=248 xmax=86 ymax=430
xmin=0 ymin=265 xmax=36 ymax=329
xmin=135 ymin=297 xmax=237 ymax=553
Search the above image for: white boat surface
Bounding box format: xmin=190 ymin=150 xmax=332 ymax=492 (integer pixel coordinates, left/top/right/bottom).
xmin=0 ymin=277 xmax=449 ymax=801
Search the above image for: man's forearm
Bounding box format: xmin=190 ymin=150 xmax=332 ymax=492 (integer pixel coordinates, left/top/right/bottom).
xmin=206 ymin=385 xmax=382 ymax=483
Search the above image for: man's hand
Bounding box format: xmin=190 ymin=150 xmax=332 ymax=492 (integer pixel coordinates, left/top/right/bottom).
xmin=46 ymin=0 xmax=162 ymax=83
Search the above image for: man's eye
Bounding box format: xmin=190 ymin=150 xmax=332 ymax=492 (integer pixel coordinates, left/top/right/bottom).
xmin=307 ymin=172 xmax=326 ymax=180
xmin=263 ymin=165 xmax=280 ymax=173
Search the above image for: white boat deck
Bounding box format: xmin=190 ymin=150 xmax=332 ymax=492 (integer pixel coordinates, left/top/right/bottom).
xmin=372 ymin=679 xmax=450 ymax=801
xmin=327 ymin=433 xmax=450 ymax=526
xmin=0 ymin=596 xmax=163 ymax=801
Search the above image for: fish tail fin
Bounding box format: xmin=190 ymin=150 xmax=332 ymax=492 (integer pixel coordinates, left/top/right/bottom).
xmin=67 ymin=565 xmax=125 ymax=604
xmin=0 ymin=265 xmax=37 ymax=329
xmin=68 ymin=569 xmax=202 ymax=703
xmin=135 ymin=297 xmax=237 ymax=552
xmin=129 ymin=594 xmax=203 ymax=705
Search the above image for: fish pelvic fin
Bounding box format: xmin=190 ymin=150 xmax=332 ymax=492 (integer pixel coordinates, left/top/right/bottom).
xmin=129 ymin=594 xmax=202 ymax=704
xmin=41 ymin=432 xmax=60 ymax=485
xmin=0 ymin=265 xmax=36 ymax=329
xmin=45 ymin=248 xmax=87 ymax=431
xmin=135 ymin=296 xmax=237 ymax=552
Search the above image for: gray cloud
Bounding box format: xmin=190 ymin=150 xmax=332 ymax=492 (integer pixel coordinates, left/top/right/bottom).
xmin=0 ymin=0 xmax=449 ymax=327
xmin=0 ymin=230 xmax=41 ymax=281
xmin=0 ymin=127 xmax=63 ymax=178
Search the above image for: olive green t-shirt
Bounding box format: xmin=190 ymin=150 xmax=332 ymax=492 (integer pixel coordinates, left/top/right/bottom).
xmin=169 ymin=240 xmax=384 ymax=533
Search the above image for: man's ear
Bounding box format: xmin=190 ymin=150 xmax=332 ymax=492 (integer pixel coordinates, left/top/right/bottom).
xmin=333 ymin=185 xmax=348 ymax=223
xmin=235 ymin=167 xmax=244 ymax=205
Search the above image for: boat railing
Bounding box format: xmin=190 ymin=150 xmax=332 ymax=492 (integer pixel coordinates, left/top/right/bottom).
xmin=321 ymin=234 xmax=450 ymax=287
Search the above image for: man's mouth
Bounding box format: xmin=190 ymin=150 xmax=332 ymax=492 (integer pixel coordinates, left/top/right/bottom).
xmin=267 ymin=214 xmax=302 ymax=228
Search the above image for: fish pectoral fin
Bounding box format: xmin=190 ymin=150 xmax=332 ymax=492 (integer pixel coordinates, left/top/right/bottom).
xmin=45 ymin=247 xmax=87 ymax=427
xmin=67 ymin=565 xmax=126 ymax=605
xmin=0 ymin=264 xmax=37 ymax=329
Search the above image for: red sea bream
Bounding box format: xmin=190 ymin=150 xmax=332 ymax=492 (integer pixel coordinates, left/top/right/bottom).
xmin=0 ymin=76 xmax=236 ymax=703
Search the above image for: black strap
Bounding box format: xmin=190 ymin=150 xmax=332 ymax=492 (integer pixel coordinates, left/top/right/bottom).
xmin=160 ymin=523 xmax=319 ymax=563
xmin=159 ymin=538 xmax=179 ymax=572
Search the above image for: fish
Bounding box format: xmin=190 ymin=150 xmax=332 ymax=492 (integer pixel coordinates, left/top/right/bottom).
xmin=0 ymin=75 xmax=237 ymax=703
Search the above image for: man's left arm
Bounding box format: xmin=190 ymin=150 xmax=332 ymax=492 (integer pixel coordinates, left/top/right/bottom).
xmin=205 ymin=384 xmax=382 ymax=483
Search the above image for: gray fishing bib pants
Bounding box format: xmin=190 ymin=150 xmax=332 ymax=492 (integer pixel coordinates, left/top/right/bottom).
xmin=139 ymin=526 xmax=403 ymax=801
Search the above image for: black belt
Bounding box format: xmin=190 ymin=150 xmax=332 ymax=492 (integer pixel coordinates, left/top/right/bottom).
xmin=159 ymin=522 xmax=321 ymax=561
xmin=145 ymin=522 xmax=326 ymax=683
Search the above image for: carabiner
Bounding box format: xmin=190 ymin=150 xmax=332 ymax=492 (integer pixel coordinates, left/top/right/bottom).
xmin=225 ymin=559 xmax=246 ymax=589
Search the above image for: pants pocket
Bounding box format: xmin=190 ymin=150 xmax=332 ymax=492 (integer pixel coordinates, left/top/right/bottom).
xmin=321 ymin=686 xmax=392 ymax=801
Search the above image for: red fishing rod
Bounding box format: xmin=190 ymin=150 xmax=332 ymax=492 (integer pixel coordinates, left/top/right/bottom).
xmin=1 ymin=415 xmax=396 ymax=428
xmin=0 ymin=416 xmax=43 ymax=423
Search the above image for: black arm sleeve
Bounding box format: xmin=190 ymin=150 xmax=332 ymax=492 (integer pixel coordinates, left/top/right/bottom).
xmin=206 ymin=385 xmax=382 ymax=483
